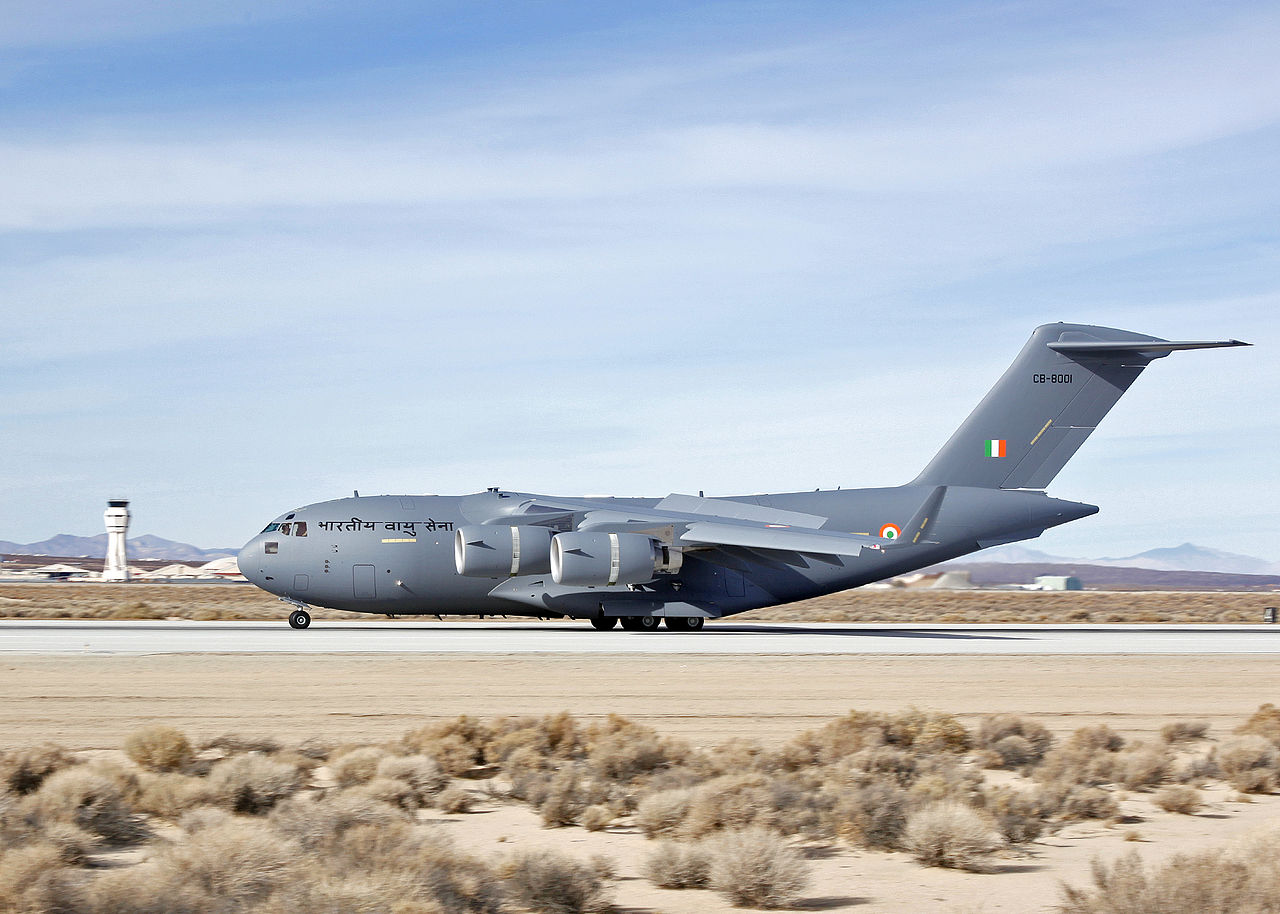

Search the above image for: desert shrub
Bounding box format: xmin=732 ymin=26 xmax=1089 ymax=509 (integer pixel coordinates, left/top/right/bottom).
xmin=319 ymin=820 xmax=501 ymax=914
xmin=329 ymin=746 xmax=387 ymax=787
xmin=538 ymin=768 xmax=590 ymax=827
xmin=25 ymin=766 xmax=148 ymax=844
xmin=1057 ymin=786 xmax=1120 ymax=821
xmin=1059 ymin=848 xmax=1279 ymax=914
xmin=1215 ymin=735 xmax=1278 ymax=793
xmin=683 ymin=773 xmax=777 ymax=838
xmin=907 ymin=755 xmax=984 ymax=804
xmin=584 ymin=715 xmax=687 ymax=783
xmin=827 ymin=781 xmax=911 ymax=850
xmin=269 ymin=791 xmax=405 ymax=850
xmin=1161 ymin=720 xmax=1210 ymax=743
xmin=0 ymin=743 xmax=75 ymax=795
xmin=581 ymin=804 xmax=613 ymax=832
xmin=903 ymin=802 xmax=1005 ymax=871
xmin=1236 ymin=703 xmax=1280 ymax=745
xmin=135 ymin=772 xmax=205 ymax=818
xmin=645 ymin=841 xmax=712 ymax=888
xmin=355 ymin=776 xmax=420 ymax=812
xmin=849 ymin=745 xmax=919 ymax=787
xmin=438 ymin=785 xmax=475 ymax=813
xmin=203 ymin=753 xmax=302 ymax=813
xmin=1036 ymin=726 xmax=1129 ymax=789
xmin=1111 ymin=746 xmax=1171 ymax=791
xmin=979 ymin=786 xmax=1049 ymax=843
xmin=1072 ymin=725 xmax=1125 ymax=753
xmin=88 ymin=818 xmax=296 ymax=914
xmin=0 ymin=843 xmax=84 ymax=914
xmin=500 ymin=848 xmax=611 ymax=914
xmin=177 ymin=805 xmax=232 ymax=833
xmin=123 ymin=725 xmax=193 ymax=772
xmin=636 ymin=788 xmax=692 ymax=838
xmin=485 ymin=712 xmax=584 ymax=766
xmin=294 ymin=737 xmax=333 ymax=761
xmin=978 ymin=714 xmax=1053 ymax=764
xmin=404 ymin=716 xmax=492 ymax=775
xmin=1153 ymin=785 xmax=1201 ymax=814
xmin=784 ymin=709 xmax=969 ymax=770
xmin=376 ymin=753 xmax=449 ymax=802
xmin=707 ymin=827 xmax=811 ymax=908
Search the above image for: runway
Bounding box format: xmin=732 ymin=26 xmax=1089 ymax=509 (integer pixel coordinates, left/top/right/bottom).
xmin=3 ymin=620 xmax=1279 ymax=655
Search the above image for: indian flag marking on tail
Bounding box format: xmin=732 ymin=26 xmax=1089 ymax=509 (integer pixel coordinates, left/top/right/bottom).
xmin=879 ymin=523 xmax=901 ymax=539
xmin=985 ymin=439 xmax=1006 ymax=458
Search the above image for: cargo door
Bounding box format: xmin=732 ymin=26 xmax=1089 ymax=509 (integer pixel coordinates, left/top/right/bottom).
xmin=353 ymin=564 xmax=377 ymax=599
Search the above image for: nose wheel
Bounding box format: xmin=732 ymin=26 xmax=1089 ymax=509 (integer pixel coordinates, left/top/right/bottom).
xmin=287 ymin=609 xmax=311 ymax=630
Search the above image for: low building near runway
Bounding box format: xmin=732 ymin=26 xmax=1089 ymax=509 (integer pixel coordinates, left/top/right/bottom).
xmin=1034 ymin=574 xmax=1084 ymax=591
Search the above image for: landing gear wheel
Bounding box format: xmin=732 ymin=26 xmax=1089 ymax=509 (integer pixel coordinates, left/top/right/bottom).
xmin=664 ymin=616 xmax=705 ymax=631
xmin=635 ymin=615 xmax=660 ymax=632
xmin=288 ymin=609 xmax=311 ymax=630
xmin=590 ymin=616 xmax=618 ymax=630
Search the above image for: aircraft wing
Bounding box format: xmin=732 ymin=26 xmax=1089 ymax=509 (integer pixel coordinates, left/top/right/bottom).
xmin=678 ymin=521 xmax=887 ymax=557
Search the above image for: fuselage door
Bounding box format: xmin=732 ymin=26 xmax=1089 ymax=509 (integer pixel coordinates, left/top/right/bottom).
xmin=353 ymin=564 xmax=377 ymax=599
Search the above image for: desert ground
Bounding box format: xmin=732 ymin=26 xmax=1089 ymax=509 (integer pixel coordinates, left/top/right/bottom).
xmin=4 ymin=584 xmax=1280 ymax=913
xmin=0 ymin=581 xmax=1277 ymax=623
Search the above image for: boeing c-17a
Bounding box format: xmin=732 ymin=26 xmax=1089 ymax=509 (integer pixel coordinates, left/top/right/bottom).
xmin=238 ymin=323 xmax=1247 ymax=631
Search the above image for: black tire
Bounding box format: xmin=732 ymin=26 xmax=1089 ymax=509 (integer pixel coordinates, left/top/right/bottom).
xmin=288 ymin=609 xmax=311 ymax=630
xmin=636 ymin=615 xmax=660 ymax=631
xmin=590 ymin=616 xmax=618 ymax=630
xmin=618 ymin=617 xmax=643 ymax=631
xmin=664 ymin=616 xmax=705 ymax=631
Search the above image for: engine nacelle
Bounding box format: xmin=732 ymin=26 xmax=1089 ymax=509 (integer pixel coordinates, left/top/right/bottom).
xmin=551 ymin=531 xmax=666 ymax=586
xmin=454 ymin=525 xmax=554 ymax=578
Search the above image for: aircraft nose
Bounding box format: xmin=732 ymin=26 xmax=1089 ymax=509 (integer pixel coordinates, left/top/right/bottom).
xmin=237 ymin=538 xmax=265 ymax=587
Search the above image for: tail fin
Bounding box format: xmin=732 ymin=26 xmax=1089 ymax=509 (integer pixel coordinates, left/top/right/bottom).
xmin=913 ymin=323 xmax=1248 ymax=490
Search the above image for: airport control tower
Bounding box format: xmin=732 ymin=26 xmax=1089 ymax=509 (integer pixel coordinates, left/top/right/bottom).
xmin=103 ymin=499 xmax=131 ymax=582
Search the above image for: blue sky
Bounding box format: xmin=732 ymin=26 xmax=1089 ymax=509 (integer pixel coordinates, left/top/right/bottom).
xmin=1 ymin=0 xmax=1276 ymax=558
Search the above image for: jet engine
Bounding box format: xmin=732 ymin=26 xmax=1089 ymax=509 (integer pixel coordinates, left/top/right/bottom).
xmin=550 ymin=531 xmax=680 ymax=586
xmin=454 ymin=525 xmax=554 ymax=577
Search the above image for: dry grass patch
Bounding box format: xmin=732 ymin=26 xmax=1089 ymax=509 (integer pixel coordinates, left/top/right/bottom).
xmin=123 ymin=725 xmax=192 ymax=772
xmin=645 ymin=841 xmax=712 ymax=889
xmin=1153 ymin=785 xmax=1201 ymax=814
xmin=903 ymin=802 xmax=1005 ymax=871
xmin=707 ymin=827 xmax=811 ymax=909
xmin=499 ymin=848 xmax=612 ymax=914
xmin=203 ymin=754 xmax=302 ymax=814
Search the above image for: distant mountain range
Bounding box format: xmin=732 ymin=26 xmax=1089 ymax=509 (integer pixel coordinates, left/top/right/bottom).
xmin=950 ymin=542 xmax=1280 ymax=576
xmin=0 ymin=534 xmax=235 ymax=563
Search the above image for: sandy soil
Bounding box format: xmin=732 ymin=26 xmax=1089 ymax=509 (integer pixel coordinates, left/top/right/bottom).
xmin=7 ymin=652 xmax=1280 ymax=912
xmin=4 ymin=653 xmax=1278 ymax=750
xmin=1 ymin=582 xmax=1277 ymax=623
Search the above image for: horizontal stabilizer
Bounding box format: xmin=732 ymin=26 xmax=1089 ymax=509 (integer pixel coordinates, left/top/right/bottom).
xmin=1048 ymin=339 xmax=1250 ymax=356
xmin=680 ymin=521 xmax=887 ymax=557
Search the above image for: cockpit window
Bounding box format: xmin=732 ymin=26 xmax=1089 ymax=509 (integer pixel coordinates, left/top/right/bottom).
xmin=294 ymin=521 xmax=307 ymax=537
xmin=280 ymin=523 xmax=292 ymax=536
xmin=261 ymin=523 xmax=280 ymax=534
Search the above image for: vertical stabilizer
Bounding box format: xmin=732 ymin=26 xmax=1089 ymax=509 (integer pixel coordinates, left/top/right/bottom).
xmin=912 ymin=323 xmax=1248 ymax=490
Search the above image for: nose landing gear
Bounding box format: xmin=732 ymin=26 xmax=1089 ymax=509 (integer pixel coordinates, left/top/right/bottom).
xmin=287 ymin=609 xmax=311 ymax=630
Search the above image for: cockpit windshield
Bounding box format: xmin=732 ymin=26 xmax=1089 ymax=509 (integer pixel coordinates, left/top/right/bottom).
xmin=261 ymin=522 xmax=281 ymax=534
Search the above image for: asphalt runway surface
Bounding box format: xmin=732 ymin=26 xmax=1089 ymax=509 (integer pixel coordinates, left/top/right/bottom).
xmin=3 ymin=620 xmax=1279 ymax=654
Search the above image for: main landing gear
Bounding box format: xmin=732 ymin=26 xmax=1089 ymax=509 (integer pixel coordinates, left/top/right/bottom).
xmin=597 ymin=615 xmax=705 ymax=632
xmin=287 ymin=609 xmax=311 ymax=630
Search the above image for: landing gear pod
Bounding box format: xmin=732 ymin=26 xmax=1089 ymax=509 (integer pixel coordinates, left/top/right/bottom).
xmin=454 ymin=525 xmax=554 ymax=577
xmin=551 ymin=531 xmax=660 ymax=586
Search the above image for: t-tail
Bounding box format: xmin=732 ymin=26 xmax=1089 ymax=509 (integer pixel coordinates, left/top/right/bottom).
xmin=913 ymin=323 xmax=1249 ymax=490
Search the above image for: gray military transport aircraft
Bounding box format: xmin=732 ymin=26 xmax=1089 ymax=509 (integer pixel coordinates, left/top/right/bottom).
xmin=238 ymin=323 xmax=1247 ymax=631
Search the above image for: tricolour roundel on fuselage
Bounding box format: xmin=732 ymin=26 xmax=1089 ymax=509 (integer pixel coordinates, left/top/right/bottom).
xmin=879 ymin=523 xmax=901 ymax=540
